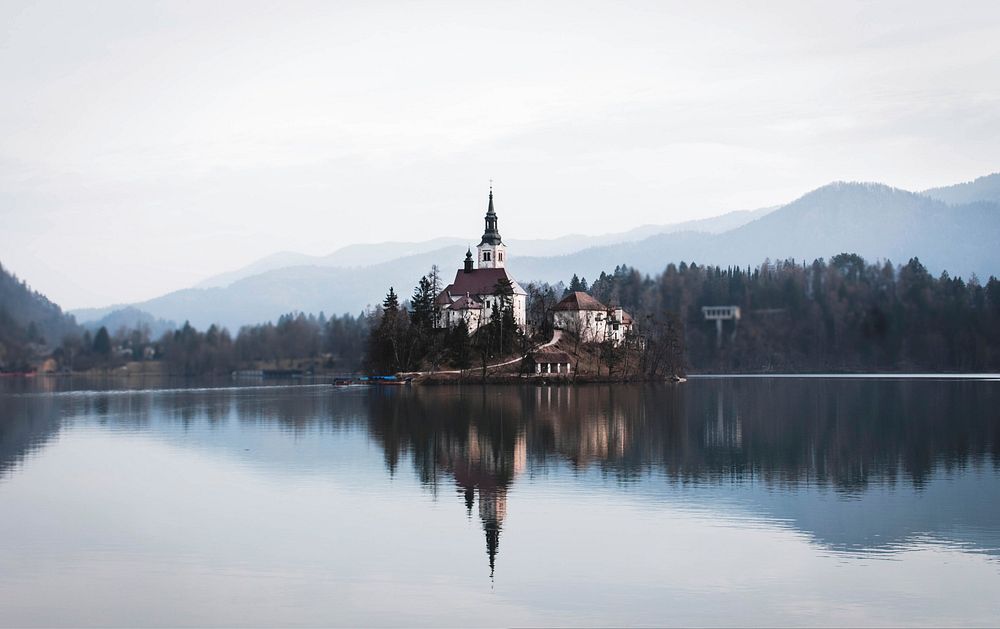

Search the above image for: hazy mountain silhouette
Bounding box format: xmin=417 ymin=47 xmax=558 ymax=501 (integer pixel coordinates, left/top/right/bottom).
xmin=70 ymin=176 xmax=1000 ymax=331
xmin=510 ymin=181 xmax=1000 ymax=287
xmin=192 ymin=208 xmax=775 ymax=291
xmin=923 ymin=172 xmax=1000 ymax=205
xmin=80 ymin=306 xmax=176 ymax=338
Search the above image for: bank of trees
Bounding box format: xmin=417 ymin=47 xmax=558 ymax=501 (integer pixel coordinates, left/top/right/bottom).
xmin=9 ymin=253 xmax=998 ymax=376
xmin=585 ymin=255 xmax=1000 ymax=372
xmin=43 ymin=312 xmax=370 ymax=375
xmin=178 ymin=312 xmax=369 ymax=374
xmin=0 ymin=262 xmax=82 ymax=371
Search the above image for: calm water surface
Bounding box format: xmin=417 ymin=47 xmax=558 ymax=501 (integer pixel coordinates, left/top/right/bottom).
xmin=0 ymin=377 xmax=998 ymax=627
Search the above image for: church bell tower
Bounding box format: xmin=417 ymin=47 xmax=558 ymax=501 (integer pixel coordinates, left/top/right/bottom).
xmin=477 ymin=187 xmax=506 ymax=269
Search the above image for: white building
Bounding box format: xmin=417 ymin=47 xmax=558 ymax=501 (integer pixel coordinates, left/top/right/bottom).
xmin=553 ymin=291 xmax=634 ymax=345
xmin=435 ymin=189 xmax=527 ymax=333
xmin=529 ymin=350 xmax=573 ymax=375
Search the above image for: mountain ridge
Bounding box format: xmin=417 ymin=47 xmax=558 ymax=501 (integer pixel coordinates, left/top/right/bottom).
xmin=192 ymin=206 xmax=776 ymax=290
xmin=71 ymin=174 xmax=1000 ymax=331
xmin=923 ymin=172 xmax=1000 ymax=206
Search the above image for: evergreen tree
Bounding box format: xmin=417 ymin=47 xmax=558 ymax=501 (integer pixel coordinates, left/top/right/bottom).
xmin=383 ymin=287 xmax=399 ymax=314
xmin=367 ymin=287 xmax=415 ymax=374
xmin=567 ymin=274 xmax=582 ymax=294
xmin=410 ymin=276 xmax=435 ymax=332
xmin=93 ymin=326 xmax=112 ymax=357
xmin=447 ymin=320 xmax=472 ymax=369
xmin=488 ymin=278 xmax=519 ymax=356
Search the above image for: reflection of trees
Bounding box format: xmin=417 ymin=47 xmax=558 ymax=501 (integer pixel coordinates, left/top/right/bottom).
xmin=362 ymin=380 xmax=1000 ymax=568
xmin=672 ymin=379 xmax=1000 ymax=490
xmin=3 ymin=379 xmax=998 ymax=568
xmin=360 ymin=380 xmax=999 ymax=571
xmin=0 ymin=394 xmax=62 ymax=481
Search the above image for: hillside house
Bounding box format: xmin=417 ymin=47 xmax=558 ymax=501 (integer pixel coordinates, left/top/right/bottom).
xmin=553 ymin=291 xmax=634 ymax=345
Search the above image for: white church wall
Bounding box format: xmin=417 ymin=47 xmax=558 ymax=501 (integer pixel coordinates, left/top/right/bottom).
xmin=477 ymin=242 xmax=506 ymax=269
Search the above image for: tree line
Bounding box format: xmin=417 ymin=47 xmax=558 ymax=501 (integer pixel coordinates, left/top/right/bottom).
xmin=39 ymin=312 xmax=371 ymax=375
xmin=583 ymin=254 xmax=1000 ymax=372
xmin=6 ymin=253 xmax=999 ymax=375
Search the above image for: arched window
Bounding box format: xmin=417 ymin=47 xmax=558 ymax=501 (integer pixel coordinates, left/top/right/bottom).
xmin=484 ymin=251 xmax=491 ymax=261
xmin=498 ymin=252 xmax=503 ymax=261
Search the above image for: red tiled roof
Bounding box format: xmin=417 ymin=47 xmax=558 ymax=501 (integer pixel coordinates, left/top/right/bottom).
xmin=439 ymin=267 xmax=525 ymax=301
xmin=449 ymin=295 xmax=482 ymax=310
xmin=434 ymin=291 xmax=454 ymax=306
xmin=554 ymin=291 xmax=607 ymax=311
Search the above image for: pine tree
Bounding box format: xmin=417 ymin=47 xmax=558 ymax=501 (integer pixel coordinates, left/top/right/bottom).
xmin=383 ymin=287 xmax=399 ymax=314
xmin=367 ymin=288 xmax=404 ymax=374
xmin=93 ymin=326 xmax=112 ymax=357
xmin=448 ymin=320 xmax=472 ymax=369
xmin=411 ymin=276 xmax=435 ymax=332
xmin=567 ymin=274 xmax=582 ymax=294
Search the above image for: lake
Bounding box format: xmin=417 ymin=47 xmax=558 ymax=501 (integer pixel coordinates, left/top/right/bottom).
xmin=1 ymin=376 xmax=998 ymax=627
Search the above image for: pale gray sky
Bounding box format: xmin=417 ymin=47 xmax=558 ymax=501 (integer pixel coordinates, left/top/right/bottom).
xmin=2 ymin=0 xmax=999 ymax=308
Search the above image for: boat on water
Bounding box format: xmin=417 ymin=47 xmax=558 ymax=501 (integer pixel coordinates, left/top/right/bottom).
xmin=336 ymin=375 xmax=412 ymax=386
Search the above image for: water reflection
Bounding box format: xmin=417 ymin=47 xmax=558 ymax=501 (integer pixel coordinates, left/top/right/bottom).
xmin=1 ymin=378 xmax=999 ymax=575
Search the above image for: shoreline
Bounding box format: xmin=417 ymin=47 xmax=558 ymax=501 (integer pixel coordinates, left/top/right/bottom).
xmin=6 ymin=369 xmax=1000 ymax=380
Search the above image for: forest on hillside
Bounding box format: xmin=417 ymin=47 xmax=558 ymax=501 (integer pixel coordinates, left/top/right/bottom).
xmin=3 ymin=254 xmax=1000 ymax=374
xmin=354 ymin=252 xmax=1000 ymax=375
xmin=0 ymin=263 xmax=81 ymax=370
xmin=579 ymin=254 xmax=1000 ymax=372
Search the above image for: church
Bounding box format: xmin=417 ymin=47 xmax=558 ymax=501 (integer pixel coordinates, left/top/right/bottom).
xmin=435 ymin=189 xmax=527 ymax=333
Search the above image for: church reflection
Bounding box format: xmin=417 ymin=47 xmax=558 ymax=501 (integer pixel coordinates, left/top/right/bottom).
xmin=2 ymin=378 xmax=999 ymax=570
xmin=448 ymin=425 xmax=525 ymax=576
xmin=364 ymin=389 xmax=529 ymax=575
xmin=362 ymin=380 xmax=1000 ymax=571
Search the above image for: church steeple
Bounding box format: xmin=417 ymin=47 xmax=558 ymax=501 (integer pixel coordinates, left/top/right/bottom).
xmin=477 ymin=186 xmax=506 ymax=269
xmin=480 ymin=187 xmax=502 ymax=246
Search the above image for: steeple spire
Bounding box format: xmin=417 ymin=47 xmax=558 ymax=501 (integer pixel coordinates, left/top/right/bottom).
xmin=480 ymin=186 xmax=501 ymax=246
xmin=476 ymin=184 xmax=506 ymax=268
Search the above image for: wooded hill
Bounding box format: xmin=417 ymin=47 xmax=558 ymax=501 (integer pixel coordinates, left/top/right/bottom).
xmin=0 ymin=262 xmax=80 ymax=370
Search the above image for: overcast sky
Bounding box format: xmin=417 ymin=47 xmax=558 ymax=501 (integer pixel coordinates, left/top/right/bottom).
xmin=2 ymin=0 xmax=999 ymax=309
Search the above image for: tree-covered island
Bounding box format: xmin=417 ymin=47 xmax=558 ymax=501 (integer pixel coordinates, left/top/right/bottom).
xmin=3 ymin=253 xmax=1000 ymax=379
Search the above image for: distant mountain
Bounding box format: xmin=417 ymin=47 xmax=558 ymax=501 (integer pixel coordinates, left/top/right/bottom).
xmin=194 ymin=238 xmax=468 ymax=288
xmin=0 ymin=262 xmax=80 ymax=366
xmin=512 ymin=182 xmax=1000 ymax=283
xmin=106 ymin=247 xmax=459 ymax=330
xmin=73 ymin=176 xmax=1000 ymax=331
xmin=80 ymin=306 xmax=176 ymax=338
xmin=192 ymin=207 xmax=775 ymax=290
xmin=923 ymin=172 xmax=1000 ymax=205
xmin=194 ymin=251 xmax=323 ymax=289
